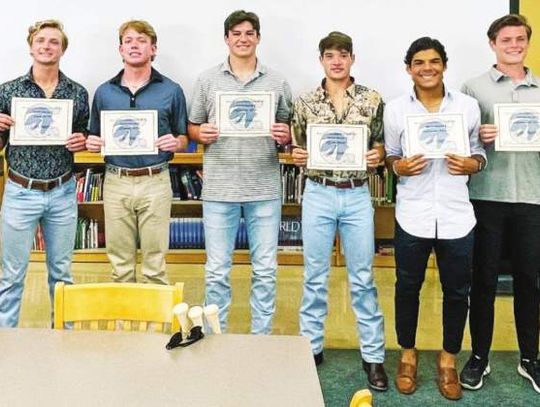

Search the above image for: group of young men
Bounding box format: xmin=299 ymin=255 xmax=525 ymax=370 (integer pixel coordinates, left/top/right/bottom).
xmin=0 ymin=10 xmax=538 ymax=400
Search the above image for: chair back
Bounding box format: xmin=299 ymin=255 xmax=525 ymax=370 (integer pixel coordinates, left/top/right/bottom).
xmin=54 ymin=282 xmax=183 ymax=333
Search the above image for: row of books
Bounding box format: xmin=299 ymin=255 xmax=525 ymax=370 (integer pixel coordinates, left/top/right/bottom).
xmin=32 ymin=218 xmax=105 ymax=251
xmin=32 ymin=217 xmax=394 ymax=254
xmin=368 ymin=167 xmax=396 ymax=205
xmin=75 ymin=169 xmax=103 ymax=202
xmin=170 ymin=167 xmax=203 ymax=201
xmin=169 ymin=216 xmax=303 ymax=250
xmin=72 ymin=164 xmax=396 ymax=205
xmin=281 ymin=165 xmax=305 ymax=204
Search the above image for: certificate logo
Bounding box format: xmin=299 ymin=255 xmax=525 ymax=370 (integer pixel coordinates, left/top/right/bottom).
xmin=24 ymin=104 xmax=59 ymax=137
xmin=228 ymin=98 xmax=257 ymax=129
xmin=112 ymin=117 xmax=148 ymax=148
xmin=508 ymin=110 xmax=540 ymax=143
xmin=418 ymin=119 xmax=455 ymax=151
xmin=319 ymin=130 xmax=349 ymax=161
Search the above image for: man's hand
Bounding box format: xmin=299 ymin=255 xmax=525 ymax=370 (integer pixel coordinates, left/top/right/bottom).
xmin=393 ymin=154 xmax=428 ymax=176
xmin=365 ymin=148 xmax=382 ymax=168
xmin=479 ymin=124 xmax=498 ymax=144
xmin=291 ymin=147 xmax=308 ymax=167
xmin=0 ymin=113 xmax=14 ymax=132
xmin=445 ymin=154 xmax=479 ymax=175
xmin=66 ymin=133 xmax=87 ymax=152
xmin=85 ymin=135 xmax=103 ymax=153
xmin=271 ymin=123 xmax=291 ymax=145
xmin=198 ymin=123 xmax=219 ymax=144
xmin=156 ymin=134 xmax=188 ymax=152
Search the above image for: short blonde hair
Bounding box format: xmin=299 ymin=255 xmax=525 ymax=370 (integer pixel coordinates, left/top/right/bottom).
xmin=27 ymin=19 xmax=68 ymax=51
xmin=118 ymin=20 xmax=157 ymax=45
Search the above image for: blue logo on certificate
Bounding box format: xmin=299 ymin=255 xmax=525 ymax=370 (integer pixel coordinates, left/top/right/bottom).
xmin=24 ymin=105 xmax=56 ymax=136
xmin=112 ymin=117 xmax=148 ymax=148
xmin=509 ymin=111 xmax=540 ymax=142
xmin=229 ymin=99 xmax=257 ymax=128
xmin=319 ymin=131 xmax=349 ymax=161
xmin=419 ymin=120 xmax=449 ymax=149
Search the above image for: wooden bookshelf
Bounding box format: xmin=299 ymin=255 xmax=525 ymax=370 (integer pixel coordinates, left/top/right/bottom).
xmin=6 ymin=151 xmax=407 ymax=268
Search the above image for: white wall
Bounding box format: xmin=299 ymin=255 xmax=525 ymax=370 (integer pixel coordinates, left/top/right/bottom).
xmin=1 ymin=0 xmax=508 ymax=103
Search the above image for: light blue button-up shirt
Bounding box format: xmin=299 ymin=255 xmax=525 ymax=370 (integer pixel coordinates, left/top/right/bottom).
xmin=384 ymin=86 xmax=485 ymax=239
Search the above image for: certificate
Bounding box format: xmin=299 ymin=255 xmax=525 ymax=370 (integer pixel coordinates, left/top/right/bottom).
xmin=100 ymin=110 xmax=158 ymax=156
xmin=306 ymin=124 xmax=368 ymax=171
xmin=9 ymin=97 xmax=73 ymax=145
xmin=215 ymin=91 xmax=274 ymax=137
xmin=405 ymin=113 xmax=470 ymax=158
xmin=494 ymin=103 xmax=540 ymax=151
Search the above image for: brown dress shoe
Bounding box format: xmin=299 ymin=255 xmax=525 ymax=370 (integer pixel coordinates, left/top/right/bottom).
xmin=436 ymin=352 xmax=462 ymax=400
xmin=396 ymin=349 xmax=418 ymax=394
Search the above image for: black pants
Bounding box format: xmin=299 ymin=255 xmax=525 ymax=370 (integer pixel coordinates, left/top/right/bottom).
xmin=394 ymin=222 xmax=473 ymax=354
xmin=470 ymin=200 xmax=540 ymax=360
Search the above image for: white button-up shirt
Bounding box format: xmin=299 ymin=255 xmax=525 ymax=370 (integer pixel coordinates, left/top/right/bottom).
xmin=384 ymin=87 xmax=485 ymax=239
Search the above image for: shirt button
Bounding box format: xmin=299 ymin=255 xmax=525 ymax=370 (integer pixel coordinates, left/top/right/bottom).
xmin=131 ymin=97 xmax=135 ymax=101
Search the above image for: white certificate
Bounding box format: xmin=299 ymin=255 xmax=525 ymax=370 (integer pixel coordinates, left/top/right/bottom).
xmin=215 ymin=91 xmax=275 ymax=137
xmin=100 ymin=110 xmax=158 ymax=156
xmin=405 ymin=113 xmax=470 ymax=158
xmin=494 ymin=103 xmax=540 ymax=151
xmin=306 ymin=124 xmax=368 ymax=171
xmin=10 ymin=97 xmax=73 ymax=145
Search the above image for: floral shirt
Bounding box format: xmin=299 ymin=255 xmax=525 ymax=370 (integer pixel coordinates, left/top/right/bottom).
xmin=0 ymin=69 xmax=89 ymax=179
xmin=291 ymin=78 xmax=384 ymax=180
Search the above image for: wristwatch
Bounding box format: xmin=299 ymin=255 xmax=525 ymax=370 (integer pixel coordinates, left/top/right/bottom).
xmin=476 ymin=158 xmax=485 ymax=173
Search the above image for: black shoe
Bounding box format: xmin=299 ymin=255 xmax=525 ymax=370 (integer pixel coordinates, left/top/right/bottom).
xmin=518 ymin=358 xmax=540 ymax=394
xmin=460 ymin=354 xmax=490 ymax=390
xmin=314 ymin=351 xmax=324 ymax=366
xmin=362 ymin=360 xmax=388 ymax=392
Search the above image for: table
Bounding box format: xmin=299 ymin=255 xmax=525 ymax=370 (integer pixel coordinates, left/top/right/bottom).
xmin=0 ymin=329 xmax=324 ymax=406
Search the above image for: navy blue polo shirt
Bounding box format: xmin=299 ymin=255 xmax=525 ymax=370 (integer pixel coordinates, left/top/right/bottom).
xmin=89 ymin=68 xmax=188 ymax=168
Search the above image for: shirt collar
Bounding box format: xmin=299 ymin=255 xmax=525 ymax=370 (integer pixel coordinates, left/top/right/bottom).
xmin=316 ymin=77 xmax=357 ymax=101
xmin=22 ymin=67 xmax=71 ymax=90
xmin=219 ymin=58 xmax=266 ymax=77
xmin=408 ymin=83 xmax=452 ymax=102
xmin=109 ymin=67 xmax=163 ymax=86
xmin=489 ymin=65 xmax=539 ymax=87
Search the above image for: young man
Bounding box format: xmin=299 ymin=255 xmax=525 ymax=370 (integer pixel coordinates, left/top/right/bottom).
xmin=86 ymin=20 xmax=188 ymax=284
xmin=460 ymin=14 xmax=540 ymax=394
xmin=384 ymin=37 xmax=485 ymax=400
xmin=188 ymin=10 xmax=292 ymax=335
xmin=0 ymin=20 xmax=89 ymax=327
xmin=291 ymin=31 xmax=387 ymax=391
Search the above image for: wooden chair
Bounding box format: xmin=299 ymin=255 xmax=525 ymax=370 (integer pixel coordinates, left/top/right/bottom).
xmin=54 ymin=282 xmax=183 ymax=333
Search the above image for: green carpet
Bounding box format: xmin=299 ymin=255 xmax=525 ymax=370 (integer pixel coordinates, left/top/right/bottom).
xmin=318 ymin=350 xmax=538 ymax=406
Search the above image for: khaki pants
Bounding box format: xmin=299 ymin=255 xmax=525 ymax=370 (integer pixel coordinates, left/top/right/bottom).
xmin=103 ymin=170 xmax=172 ymax=284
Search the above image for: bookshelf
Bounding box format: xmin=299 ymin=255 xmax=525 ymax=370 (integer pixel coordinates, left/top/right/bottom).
xmin=0 ymin=151 xmax=404 ymax=267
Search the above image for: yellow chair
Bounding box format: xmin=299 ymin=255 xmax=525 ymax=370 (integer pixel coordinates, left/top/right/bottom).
xmin=349 ymin=389 xmax=373 ymax=407
xmin=54 ymin=282 xmax=183 ymax=333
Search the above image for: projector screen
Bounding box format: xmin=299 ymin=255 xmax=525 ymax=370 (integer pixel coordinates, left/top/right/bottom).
xmin=0 ymin=0 xmax=509 ymax=104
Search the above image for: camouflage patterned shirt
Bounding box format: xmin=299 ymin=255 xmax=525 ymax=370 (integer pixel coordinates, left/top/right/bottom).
xmin=291 ymin=78 xmax=384 ymax=180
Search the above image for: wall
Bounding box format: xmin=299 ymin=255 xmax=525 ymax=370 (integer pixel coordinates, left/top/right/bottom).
xmin=521 ymin=0 xmax=540 ymax=73
xmin=0 ymin=0 xmax=508 ymax=103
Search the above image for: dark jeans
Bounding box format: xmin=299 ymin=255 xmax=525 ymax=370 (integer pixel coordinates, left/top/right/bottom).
xmin=470 ymin=200 xmax=540 ymax=360
xmin=394 ymin=222 xmax=473 ymax=354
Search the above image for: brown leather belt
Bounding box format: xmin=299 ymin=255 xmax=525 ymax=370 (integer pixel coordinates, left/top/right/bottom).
xmin=8 ymin=169 xmax=72 ymax=192
xmin=310 ymin=176 xmax=366 ymax=189
xmin=106 ymin=164 xmax=168 ymax=177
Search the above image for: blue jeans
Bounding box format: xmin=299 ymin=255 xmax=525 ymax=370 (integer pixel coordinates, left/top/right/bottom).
xmin=299 ymin=179 xmax=385 ymax=362
xmin=203 ymin=199 xmax=281 ymax=334
xmin=0 ymin=178 xmax=77 ymax=327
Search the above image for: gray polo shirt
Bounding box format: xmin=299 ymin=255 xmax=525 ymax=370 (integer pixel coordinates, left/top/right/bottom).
xmin=189 ymin=59 xmax=292 ymax=202
xmin=462 ymin=67 xmax=540 ymax=204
